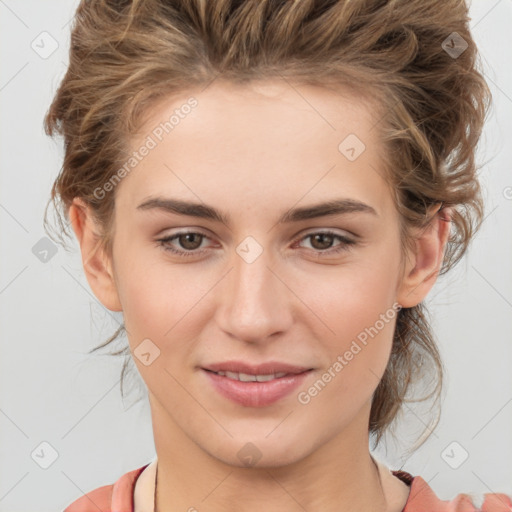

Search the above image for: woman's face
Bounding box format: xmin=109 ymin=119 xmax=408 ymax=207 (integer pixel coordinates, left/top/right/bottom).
xmin=75 ymin=79 xmax=446 ymax=467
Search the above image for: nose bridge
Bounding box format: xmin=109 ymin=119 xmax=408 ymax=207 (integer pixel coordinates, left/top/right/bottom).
xmin=217 ymin=238 xmax=291 ymax=342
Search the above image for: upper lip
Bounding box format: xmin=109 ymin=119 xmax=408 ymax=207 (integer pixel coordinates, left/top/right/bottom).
xmin=203 ymin=361 xmax=312 ymax=375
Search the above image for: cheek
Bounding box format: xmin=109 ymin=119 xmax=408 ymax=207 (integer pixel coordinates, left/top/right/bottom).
xmin=303 ymin=255 xmax=400 ymax=393
xmin=303 ymin=301 xmax=396 ymax=423
xmin=114 ymin=249 xmax=213 ymax=350
xmin=304 ymin=255 xmax=400 ymax=339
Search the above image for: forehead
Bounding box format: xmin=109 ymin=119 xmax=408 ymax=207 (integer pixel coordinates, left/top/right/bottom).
xmin=117 ymin=78 xmax=393 ymax=220
xmin=132 ymin=77 xmax=382 ymax=152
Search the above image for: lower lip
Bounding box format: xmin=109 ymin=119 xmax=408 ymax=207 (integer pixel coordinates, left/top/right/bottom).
xmin=203 ymin=369 xmax=312 ymax=407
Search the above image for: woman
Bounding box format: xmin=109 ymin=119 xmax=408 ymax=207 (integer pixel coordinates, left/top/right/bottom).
xmin=44 ymin=0 xmax=510 ymax=511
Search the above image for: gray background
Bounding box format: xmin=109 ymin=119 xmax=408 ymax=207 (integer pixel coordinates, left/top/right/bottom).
xmin=1 ymin=1 xmax=511 ymax=511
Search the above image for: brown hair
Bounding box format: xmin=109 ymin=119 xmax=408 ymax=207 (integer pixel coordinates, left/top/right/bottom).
xmin=44 ymin=0 xmax=491 ymax=453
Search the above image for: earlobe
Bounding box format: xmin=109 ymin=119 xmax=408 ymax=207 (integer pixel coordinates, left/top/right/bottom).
xmin=396 ymin=205 xmax=452 ymax=309
xmin=69 ymin=198 xmax=123 ymax=312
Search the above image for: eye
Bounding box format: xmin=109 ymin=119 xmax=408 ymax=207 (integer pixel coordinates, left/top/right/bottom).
xmin=294 ymin=230 xmax=357 ymax=255
xmin=155 ymin=229 xmax=357 ymax=258
xmin=156 ymin=230 xmax=212 ymax=257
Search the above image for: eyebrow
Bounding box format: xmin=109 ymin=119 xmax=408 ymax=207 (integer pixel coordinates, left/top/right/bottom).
xmin=136 ymin=196 xmax=378 ymax=225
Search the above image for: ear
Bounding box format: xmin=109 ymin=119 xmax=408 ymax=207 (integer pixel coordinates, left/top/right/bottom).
xmin=68 ymin=198 xmax=123 ymax=312
xmin=396 ymin=205 xmax=452 ymax=308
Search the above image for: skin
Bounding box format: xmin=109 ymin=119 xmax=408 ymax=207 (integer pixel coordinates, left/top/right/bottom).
xmin=69 ymin=78 xmax=451 ymax=512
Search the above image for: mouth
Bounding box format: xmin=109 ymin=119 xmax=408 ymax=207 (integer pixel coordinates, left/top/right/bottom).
xmin=205 ymin=370 xmax=291 ymax=382
xmin=201 ymin=361 xmax=313 ymax=407
xmin=203 ymin=361 xmax=312 ymax=376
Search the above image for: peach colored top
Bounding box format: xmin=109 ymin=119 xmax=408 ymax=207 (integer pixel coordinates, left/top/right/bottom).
xmin=63 ymin=462 xmax=512 ymax=512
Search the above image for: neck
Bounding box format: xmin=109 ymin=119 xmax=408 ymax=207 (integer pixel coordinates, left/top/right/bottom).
xmin=154 ymin=455 xmax=387 ymax=512
xmin=154 ymin=456 xmax=387 ymax=512
xmin=150 ymin=403 xmax=389 ymax=512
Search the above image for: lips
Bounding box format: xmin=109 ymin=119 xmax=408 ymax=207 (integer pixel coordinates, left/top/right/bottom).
xmin=201 ymin=360 xmax=313 ymax=407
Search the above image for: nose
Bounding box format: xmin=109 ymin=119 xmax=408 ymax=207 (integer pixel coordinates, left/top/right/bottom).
xmin=214 ymin=245 xmax=293 ymax=344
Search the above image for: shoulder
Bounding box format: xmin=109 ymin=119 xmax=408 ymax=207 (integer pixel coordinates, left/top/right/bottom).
xmin=63 ymin=484 xmax=114 ymax=512
xmin=396 ymin=472 xmax=512 ymax=512
xmin=63 ymin=464 xmax=150 ymax=512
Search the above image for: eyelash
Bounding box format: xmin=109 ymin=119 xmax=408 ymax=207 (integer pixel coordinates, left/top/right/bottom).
xmin=155 ymin=230 xmax=357 ymax=258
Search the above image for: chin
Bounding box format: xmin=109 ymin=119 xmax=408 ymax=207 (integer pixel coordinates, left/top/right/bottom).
xmin=205 ymin=434 xmax=313 ymax=469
